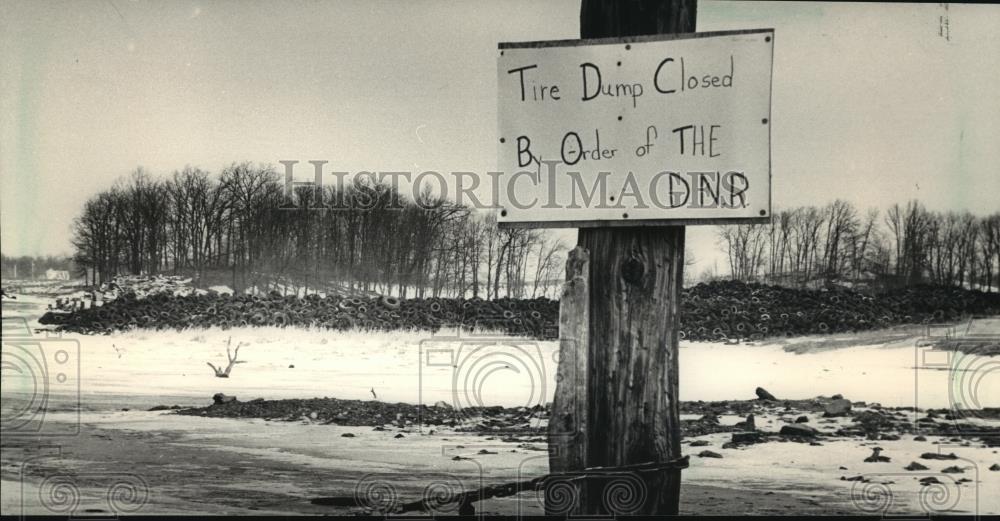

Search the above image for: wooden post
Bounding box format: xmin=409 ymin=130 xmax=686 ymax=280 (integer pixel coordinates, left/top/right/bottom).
xmin=563 ymin=0 xmax=695 ymax=515
xmin=547 ymin=246 xmax=589 ymax=515
xmin=577 ymin=227 xmax=686 ymax=515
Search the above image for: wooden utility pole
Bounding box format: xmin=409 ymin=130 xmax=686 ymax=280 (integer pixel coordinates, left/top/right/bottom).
xmin=547 ymin=0 xmax=696 ymax=516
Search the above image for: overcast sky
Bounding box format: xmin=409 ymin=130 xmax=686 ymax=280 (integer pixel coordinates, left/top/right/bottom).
xmin=2 ymin=1 xmax=998 ymax=274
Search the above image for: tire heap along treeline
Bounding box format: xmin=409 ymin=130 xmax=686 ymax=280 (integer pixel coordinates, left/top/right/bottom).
xmin=43 ymin=293 xmax=560 ymax=338
xmin=677 ymin=280 xmax=1000 ymax=341
xmin=42 ymin=281 xmax=1000 ymax=341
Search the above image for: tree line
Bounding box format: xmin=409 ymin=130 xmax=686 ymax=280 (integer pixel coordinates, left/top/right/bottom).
xmin=67 ymin=165 xmax=999 ymax=296
xmin=0 ymin=254 xmax=74 ymax=280
xmin=70 ymin=164 xmax=567 ymax=298
xmin=716 ymin=199 xmax=1000 ymax=291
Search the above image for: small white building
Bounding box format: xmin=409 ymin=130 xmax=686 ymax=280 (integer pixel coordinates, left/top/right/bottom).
xmin=45 ymin=269 xmax=70 ymax=281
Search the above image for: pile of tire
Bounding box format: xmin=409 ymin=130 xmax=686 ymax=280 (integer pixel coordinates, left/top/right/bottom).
xmin=40 ymin=282 xmax=1000 ymax=342
xmin=42 ymin=291 xmax=561 ymax=339
xmin=676 ymin=281 xmax=1000 ymax=342
xmin=96 ymin=275 xmax=199 ymax=300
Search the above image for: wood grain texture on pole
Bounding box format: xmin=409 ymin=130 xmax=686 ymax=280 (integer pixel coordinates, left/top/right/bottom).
xmin=575 ymin=0 xmax=696 ymax=515
xmin=547 ymin=246 xmax=589 ymax=515
xmin=578 ymin=227 xmax=685 ymax=514
xmin=581 ymin=0 xmax=696 ymax=38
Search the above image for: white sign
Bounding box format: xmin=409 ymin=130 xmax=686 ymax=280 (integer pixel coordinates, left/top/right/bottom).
xmin=496 ymin=29 xmax=773 ymax=227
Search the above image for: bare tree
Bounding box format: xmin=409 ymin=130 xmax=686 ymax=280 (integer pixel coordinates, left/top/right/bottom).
xmin=530 ymin=235 xmax=567 ymax=297
xmin=717 ymin=223 xmax=768 ymax=282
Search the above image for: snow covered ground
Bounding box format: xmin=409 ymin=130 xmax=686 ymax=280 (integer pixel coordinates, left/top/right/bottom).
xmin=3 ymin=294 xmax=999 ymax=515
xmin=3 ymin=323 xmax=996 ymax=411
xmin=4 ymin=407 xmax=997 ymax=515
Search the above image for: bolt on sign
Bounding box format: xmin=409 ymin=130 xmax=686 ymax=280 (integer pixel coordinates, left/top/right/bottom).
xmin=496 ymin=29 xmax=774 ymax=228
